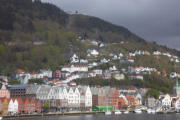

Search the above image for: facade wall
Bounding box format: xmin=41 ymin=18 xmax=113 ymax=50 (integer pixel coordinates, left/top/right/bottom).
xmin=0 ymin=85 xmax=10 ymax=98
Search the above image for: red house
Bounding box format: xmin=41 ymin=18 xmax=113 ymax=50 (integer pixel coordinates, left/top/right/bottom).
xmin=118 ymin=97 xmax=128 ymax=109
xmin=24 ymin=98 xmax=30 ymax=113
xmin=112 ymin=89 xmax=119 ymax=109
xmin=17 ymin=97 xmax=25 ymax=113
xmin=30 ymin=98 xmax=36 ymax=113
xmin=35 ymin=99 xmax=42 ymax=113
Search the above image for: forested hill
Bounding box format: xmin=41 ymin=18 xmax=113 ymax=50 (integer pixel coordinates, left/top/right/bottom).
xmin=0 ymin=0 xmax=68 ymax=32
xmin=0 ymin=0 xmax=143 ymax=43
xmin=0 ymin=0 xmax=179 ymax=75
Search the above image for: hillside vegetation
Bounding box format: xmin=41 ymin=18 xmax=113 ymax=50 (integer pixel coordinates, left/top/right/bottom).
xmin=0 ymin=0 xmax=179 ymax=82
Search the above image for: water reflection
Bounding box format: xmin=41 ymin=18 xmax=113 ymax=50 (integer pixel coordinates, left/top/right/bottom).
xmin=4 ymin=113 xmax=180 ymax=120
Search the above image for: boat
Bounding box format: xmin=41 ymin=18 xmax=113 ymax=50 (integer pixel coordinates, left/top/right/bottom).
xmin=123 ymin=110 xmax=129 ymax=114
xmin=147 ymin=108 xmax=156 ymax=114
xmin=114 ymin=110 xmax=122 ymax=115
xmin=151 ymin=109 xmax=156 ymax=114
xmin=105 ymin=106 xmax=112 ymax=115
xmin=105 ymin=111 xmax=112 ymax=115
xmin=134 ymin=108 xmax=142 ymax=114
xmin=147 ymin=109 xmax=152 ymax=114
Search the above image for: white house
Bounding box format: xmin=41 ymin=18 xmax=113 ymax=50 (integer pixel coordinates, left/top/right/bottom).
xmin=112 ymin=55 xmax=118 ymax=60
xmin=87 ymin=49 xmax=99 ymax=56
xmin=162 ymin=52 xmax=171 ymax=57
xmin=99 ymin=43 xmax=104 ymax=47
xmin=8 ymin=99 xmax=18 ymax=114
xmin=48 ymin=86 xmax=59 ymax=99
xmin=170 ymin=72 xmax=180 ymax=79
xmin=128 ymin=58 xmax=134 ymax=63
xmin=36 ymin=85 xmax=52 ymax=100
xmin=63 ymin=74 xmax=80 ymax=83
xmin=109 ymin=66 xmax=117 ymax=71
xmin=93 ymin=69 xmax=103 ymax=76
xmin=74 ymin=87 xmax=81 ymax=107
xmin=0 ymin=76 xmax=8 ymax=83
xmin=85 ymin=86 xmax=92 ymax=108
xmin=135 ymin=93 xmax=142 ymax=105
xmin=119 ymin=53 xmax=123 ymax=57
xmin=80 ymin=59 xmax=88 ymax=63
xmin=67 ymin=87 xmax=81 ymax=108
xmin=91 ymin=40 xmax=99 ymax=46
xmin=88 ymin=62 xmax=98 ymax=68
xmin=8 ymin=99 xmax=14 ymax=114
xmin=161 ymin=94 xmax=172 ymax=110
xmin=61 ymin=64 xmax=88 ymax=73
xmin=39 ymin=69 xmax=53 ymax=78
xmin=153 ymin=51 xmax=162 ymax=55
xmin=129 ymin=53 xmax=136 ymax=57
xmin=17 ymin=73 xmax=31 ymax=84
xmin=71 ymin=54 xmax=79 ymax=63
xmin=62 ymin=87 xmax=68 ymax=100
xmin=88 ymin=71 xmax=96 ymax=77
xmin=67 ymin=87 xmax=75 ymax=107
xmin=175 ymin=59 xmax=180 ymax=63
xmin=100 ymin=58 xmax=109 ymax=63
xmin=112 ymin=73 xmax=125 ymax=80
xmin=175 ymin=98 xmax=180 ymax=111
xmin=13 ymin=99 xmax=18 ymax=114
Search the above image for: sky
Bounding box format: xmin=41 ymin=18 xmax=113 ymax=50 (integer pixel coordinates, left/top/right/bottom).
xmin=42 ymin=0 xmax=180 ymax=50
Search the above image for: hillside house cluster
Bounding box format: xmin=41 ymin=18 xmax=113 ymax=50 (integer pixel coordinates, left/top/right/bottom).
xmin=11 ymin=49 xmax=180 ymax=85
xmin=14 ymin=69 xmax=52 ymax=84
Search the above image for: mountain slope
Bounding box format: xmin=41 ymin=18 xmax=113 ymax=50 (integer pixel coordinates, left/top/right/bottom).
xmin=0 ymin=0 xmax=179 ymax=75
xmin=67 ymin=14 xmax=144 ymax=43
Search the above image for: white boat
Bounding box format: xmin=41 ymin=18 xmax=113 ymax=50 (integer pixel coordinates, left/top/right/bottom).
xmin=147 ymin=109 xmax=152 ymax=114
xmin=123 ymin=110 xmax=129 ymax=114
xmin=105 ymin=111 xmax=112 ymax=115
xmin=134 ymin=109 xmax=142 ymax=114
xmin=151 ymin=109 xmax=156 ymax=114
xmin=114 ymin=110 xmax=122 ymax=115
xmin=105 ymin=105 xmax=112 ymax=115
xmin=147 ymin=109 xmax=156 ymax=114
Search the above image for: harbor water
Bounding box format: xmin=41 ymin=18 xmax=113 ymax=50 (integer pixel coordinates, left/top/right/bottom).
xmin=3 ymin=113 xmax=180 ymax=120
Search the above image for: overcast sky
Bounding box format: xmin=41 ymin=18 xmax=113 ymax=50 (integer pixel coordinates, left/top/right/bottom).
xmin=42 ymin=0 xmax=180 ymax=50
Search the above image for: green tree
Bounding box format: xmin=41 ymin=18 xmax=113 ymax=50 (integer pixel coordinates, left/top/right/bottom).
xmin=146 ymin=88 xmax=160 ymax=99
xmin=43 ymin=101 xmax=50 ymax=112
xmin=8 ymin=79 xmax=20 ymax=85
xmin=28 ymin=79 xmax=44 ymax=84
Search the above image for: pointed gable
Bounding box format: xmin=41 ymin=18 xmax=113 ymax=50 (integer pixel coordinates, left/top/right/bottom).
xmin=1 ymin=84 xmax=7 ymax=90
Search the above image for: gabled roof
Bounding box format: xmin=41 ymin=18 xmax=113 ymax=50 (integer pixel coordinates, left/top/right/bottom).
xmin=26 ymin=85 xmax=41 ymax=94
xmin=0 ymin=84 xmax=7 ymax=90
xmin=36 ymin=85 xmax=52 ymax=95
xmin=90 ymin=87 xmax=99 ymax=95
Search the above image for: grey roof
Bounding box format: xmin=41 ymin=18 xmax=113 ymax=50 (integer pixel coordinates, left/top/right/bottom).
xmin=36 ymin=85 xmax=52 ymax=95
xmin=90 ymin=87 xmax=99 ymax=95
xmin=8 ymin=84 xmax=28 ymax=90
xmin=52 ymin=86 xmax=63 ymax=94
xmin=26 ymin=85 xmax=41 ymax=94
xmin=78 ymin=86 xmax=88 ymax=95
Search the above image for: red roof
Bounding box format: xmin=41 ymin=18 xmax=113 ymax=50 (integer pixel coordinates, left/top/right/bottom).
xmin=126 ymin=96 xmax=135 ymax=100
xmin=17 ymin=69 xmax=25 ymax=74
